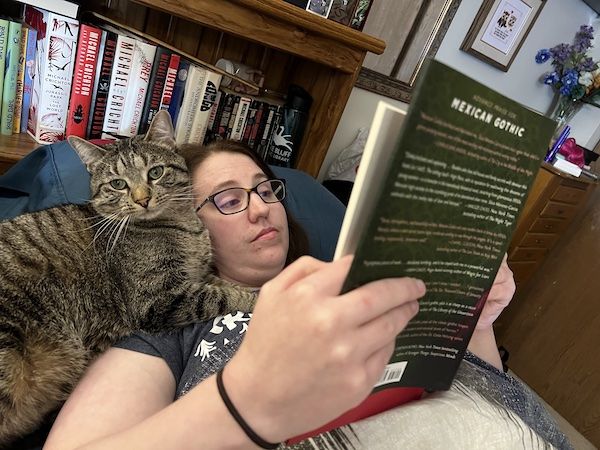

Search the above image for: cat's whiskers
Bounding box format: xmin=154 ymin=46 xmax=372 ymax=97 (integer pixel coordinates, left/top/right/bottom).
xmin=74 ymin=213 xmax=120 ymax=233
xmin=87 ymin=214 xmax=121 ymax=251
xmin=108 ymin=215 xmax=130 ymax=255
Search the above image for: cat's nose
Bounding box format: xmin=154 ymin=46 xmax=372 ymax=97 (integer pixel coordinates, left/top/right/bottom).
xmin=134 ymin=197 xmax=150 ymax=208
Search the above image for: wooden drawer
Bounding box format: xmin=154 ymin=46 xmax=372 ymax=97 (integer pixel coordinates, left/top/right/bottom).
xmin=539 ymin=201 xmax=577 ymax=220
xmin=508 ymin=260 xmax=539 ymax=284
xmin=509 ymin=246 xmax=547 ymax=263
xmin=529 ymin=217 xmax=569 ymax=234
xmin=518 ymin=232 xmax=559 ymax=249
xmin=551 ymin=184 xmax=587 ymax=204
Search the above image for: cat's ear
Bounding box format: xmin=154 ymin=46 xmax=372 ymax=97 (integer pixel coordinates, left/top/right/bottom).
xmin=68 ymin=136 xmax=107 ymax=167
xmin=145 ymin=110 xmax=176 ymax=147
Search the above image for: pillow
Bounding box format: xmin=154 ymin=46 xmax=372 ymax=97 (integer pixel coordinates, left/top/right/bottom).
xmin=0 ymin=141 xmax=344 ymax=261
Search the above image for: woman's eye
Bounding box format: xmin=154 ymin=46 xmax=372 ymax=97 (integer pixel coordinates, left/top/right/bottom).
xmin=148 ymin=166 xmax=164 ymax=180
xmin=110 ymin=179 xmax=128 ymax=190
xmin=217 ymin=197 xmax=241 ymax=209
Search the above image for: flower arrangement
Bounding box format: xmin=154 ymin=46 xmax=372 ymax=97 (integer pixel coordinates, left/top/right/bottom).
xmin=535 ymin=25 xmax=600 ymax=108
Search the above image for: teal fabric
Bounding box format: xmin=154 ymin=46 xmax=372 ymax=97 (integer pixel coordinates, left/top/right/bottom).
xmin=0 ymin=141 xmax=344 ymax=261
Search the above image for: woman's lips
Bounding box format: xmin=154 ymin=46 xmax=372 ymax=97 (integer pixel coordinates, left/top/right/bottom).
xmin=253 ymin=227 xmax=278 ymax=241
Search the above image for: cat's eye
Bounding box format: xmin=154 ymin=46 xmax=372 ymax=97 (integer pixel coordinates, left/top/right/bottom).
xmin=148 ymin=166 xmax=164 ymax=180
xmin=110 ymin=179 xmax=128 ymax=190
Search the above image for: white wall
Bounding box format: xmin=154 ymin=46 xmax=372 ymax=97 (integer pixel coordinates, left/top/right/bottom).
xmin=320 ymin=0 xmax=600 ymax=181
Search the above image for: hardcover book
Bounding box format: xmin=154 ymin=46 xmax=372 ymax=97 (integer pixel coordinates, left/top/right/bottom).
xmin=101 ymin=34 xmax=136 ymax=139
xmin=189 ymin=69 xmax=222 ymax=144
xmin=1 ymin=21 xmax=22 ymax=135
xmin=229 ymin=95 xmax=252 ymax=141
xmin=0 ymin=19 xmax=9 ymax=109
xmin=65 ymin=24 xmax=102 ymax=138
xmin=12 ymin=24 xmax=29 ymax=133
xmin=138 ymin=46 xmax=172 ymax=134
xmin=25 ymin=6 xmax=80 ymax=144
xmin=167 ymin=58 xmax=191 ymax=129
xmin=118 ymin=39 xmax=156 ymax=137
xmin=88 ymin=30 xmax=117 ymax=139
xmin=19 ymin=26 xmax=37 ymax=133
xmin=174 ymin=64 xmax=208 ymax=144
xmin=288 ymin=58 xmax=556 ymax=443
xmin=158 ymin=52 xmax=181 ymax=113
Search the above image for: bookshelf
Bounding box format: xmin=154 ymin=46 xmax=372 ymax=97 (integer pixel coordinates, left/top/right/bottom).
xmin=0 ymin=0 xmax=385 ymax=178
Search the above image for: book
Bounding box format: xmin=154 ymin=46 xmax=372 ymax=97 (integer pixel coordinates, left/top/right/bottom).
xmin=225 ymin=94 xmax=241 ymax=139
xmin=118 ymin=39 xmax=156 ymax=137
xmin=101 ymin=34 xmax=136 ymax=139
xmin=174 ymin=64 xmax=208 ymax=144
xmin=203 ymin=89 xmax=223 ymax=144
xmin=287 ymin=58 xmax=556 ymax=443
xmin=85 ymin=29 xmax=107 ymax=138
xmin=229 ymin=95 xmax=252 ymax=141
xmin=12 ymin=24 xmax=29 ymax=133
xmin=88 ymin=30 xmax=117 ymax=139
xmin=1 ymin=21 xmax=22 ymax=135
xmin=0 ymin=19 xmax=9 ymax=112
xmin=189 ymin=69 xmax=222 ymax=144
xmin=138 ymin=46 xmax=171 ymax=134
xmin=25 ymin=6 xmax=80 ymax=144
xmin=167 ymin=58 xmax=190 ymax=129
xmin=65 ymin=23 xmax=102 ymax=138
xmin=14 ymin=0 xmax=79 ymax=19
xmin=158 ymin=52 xmax=180 ymax=112
xmin=19 ymin=25 xmax=37 ymax=133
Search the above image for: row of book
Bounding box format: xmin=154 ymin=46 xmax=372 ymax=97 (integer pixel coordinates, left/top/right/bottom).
xmin=1 ymin=3 xmax=290 ymax=154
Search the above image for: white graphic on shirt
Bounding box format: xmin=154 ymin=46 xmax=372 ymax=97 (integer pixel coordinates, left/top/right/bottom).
xmin=194 ymin=340 xmax=217 ymax=361
xmin=194 ymin=312 xmax=252 ymax=361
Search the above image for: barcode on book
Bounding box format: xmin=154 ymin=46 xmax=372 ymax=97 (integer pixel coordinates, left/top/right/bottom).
xmin=374 ymin=361 xmax=408 ymax=388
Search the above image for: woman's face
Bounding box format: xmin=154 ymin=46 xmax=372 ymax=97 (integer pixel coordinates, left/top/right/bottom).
xmin=192 ymin=152 xmax=289 ymax=288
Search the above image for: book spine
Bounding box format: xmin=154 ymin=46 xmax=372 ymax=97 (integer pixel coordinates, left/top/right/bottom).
xmin=139 ymin=46 xmax=171 ymax=134
xmin=102 ymin=34 xmax=136 ymax=139
xmin=65 ymin=24 xmax=102 ymax=138
xmin=118 ymin=40 xmax=156 ymax=137
xmin=0 ymin=20 xmax=9 ymax=107
xmin=12 ymin=26 xmax=28 ymax=133
xmin=247 ymin=101 xmax=265 ymax=150
xmin=256 ymin=104 xmax=278 ymax=159
xmin=25 ymin=7 xmax=80 ymax=144
xmin=88 ymin=30 xmax=117 ymax=139
xmin=167 ymin=58 xmax=190 ymax=128
xmin=229 ymin=95 xmax=252 ymax=141
xmin=189 ymin=70 xmax=222 ymax=144
xmin=174 ymin=64 xmax=208 ymax=144
xmin=85 ymin=29 xmax=107 ymax=138
xmin=242 ymin=99 xmax=259 ymax=143
xmin=1 ymin=22 xmax=22 ymax=135
xmin=225 ymin=95 xmax=241 ymax=139
xmin=203 ymin=90 xmax=222 ymax=144
xmin=20 ymin=27 xmax=37 ymax=133
xmin=216 ymin=93 xmax=235 ymax=139
xmin=158 ymin=53 xmax=180 ymax=112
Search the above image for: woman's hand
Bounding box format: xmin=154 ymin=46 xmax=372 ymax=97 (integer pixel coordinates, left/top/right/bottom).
xmin=476 ymin=254 xmax=516 ymax=331
xmin=225 ymin=255 xmax=426 ymax=443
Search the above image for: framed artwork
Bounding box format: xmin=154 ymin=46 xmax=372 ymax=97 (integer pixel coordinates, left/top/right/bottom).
xmin=460 ymin=0 xmax=546 ymax=71
xmin=355 ymin=0 xmax=462 ymax=103
xmin=306 ymin=0 xmax=335 ymax=17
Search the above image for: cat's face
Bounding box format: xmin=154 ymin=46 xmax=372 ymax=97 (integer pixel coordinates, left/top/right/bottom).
xmin=68 ymin=111 xmax=190 ymax=220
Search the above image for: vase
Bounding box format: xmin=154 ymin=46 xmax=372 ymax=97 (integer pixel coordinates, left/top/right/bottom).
xmin=546 ymin=94 xmax=583 ymax=141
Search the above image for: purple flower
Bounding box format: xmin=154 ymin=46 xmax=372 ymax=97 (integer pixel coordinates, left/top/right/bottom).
xmin=543 ymin=71 xmax=560 ymax=84
xmin=574 ymin=25 xmax=594 ymax=52
xmin=578 ymin=56 xmax=597 ymax=72
xmin=550 ymin=43 xmax=572 ymax=65
xmin=536 ymin=48 xmax=551 ymax=63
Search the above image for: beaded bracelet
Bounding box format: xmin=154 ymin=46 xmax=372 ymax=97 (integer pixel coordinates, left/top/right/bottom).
xmin=216 ymin=368 xmax=280 ymax=449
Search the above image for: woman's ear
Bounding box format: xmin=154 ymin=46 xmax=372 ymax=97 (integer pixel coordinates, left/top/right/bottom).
xmin=145 ymin=110 xmax=176 ymax=147
xmin=68 ymin=136 xmax=107 ymax=168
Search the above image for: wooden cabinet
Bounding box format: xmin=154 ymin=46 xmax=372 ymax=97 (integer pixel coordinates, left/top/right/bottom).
xmin=507 ymin=162 xmax=596 ymax=287
xmin=0 ymin=0 xmax=385 ymax=178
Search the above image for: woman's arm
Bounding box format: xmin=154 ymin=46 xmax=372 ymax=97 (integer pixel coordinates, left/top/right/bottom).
xmin=45 ymin=256 xmax=425 ymax=449
xmin=467 ymin=254 xmax=516 ymax=370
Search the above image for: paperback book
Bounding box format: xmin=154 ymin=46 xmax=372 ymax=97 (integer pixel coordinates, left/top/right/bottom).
xmin=0 ymin=21 xmax=21 ymax=135
xmin=288 ymin=58 xmax=556 ymax=443
xmin=19 ymin=26 xmax=37 ymax=133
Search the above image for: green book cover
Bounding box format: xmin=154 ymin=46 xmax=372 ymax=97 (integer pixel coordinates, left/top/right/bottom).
xmin=0 ymin=19 xmax=10 ymax=117
xmin=339 ymin=58 xmax=556 ymax=391
xmin=1 ymin=21 xmax=22 ymax=135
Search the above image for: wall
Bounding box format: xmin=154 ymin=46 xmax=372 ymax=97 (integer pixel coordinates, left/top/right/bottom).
xmin=320 ymin=0 xmax=600 ymax=181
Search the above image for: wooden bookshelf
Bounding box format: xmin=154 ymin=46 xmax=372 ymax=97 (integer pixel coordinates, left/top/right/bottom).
xmin=0 ymin=133 xmax=39 ymax=175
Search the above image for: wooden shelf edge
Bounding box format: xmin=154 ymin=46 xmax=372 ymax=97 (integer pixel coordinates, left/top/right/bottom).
xmin=0 ymin=133 xmax=40 ymax=164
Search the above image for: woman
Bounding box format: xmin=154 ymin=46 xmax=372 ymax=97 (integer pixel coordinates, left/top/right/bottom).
xmin=44 ymin=141 xmax=568 ymax=449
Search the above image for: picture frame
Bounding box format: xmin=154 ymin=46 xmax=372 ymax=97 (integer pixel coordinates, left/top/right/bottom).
xmin=306 ymin=0 xmax=334 ymax=18
xmin=460 ymin=0 xmax=546 ymax=72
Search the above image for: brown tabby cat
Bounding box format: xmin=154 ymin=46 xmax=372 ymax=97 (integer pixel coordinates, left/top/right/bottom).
xmin=0 ymin=111 xmax=256 ymax=446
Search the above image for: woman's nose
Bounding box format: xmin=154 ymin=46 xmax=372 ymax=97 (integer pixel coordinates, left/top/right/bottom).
xmin=247 ymin=192 xmax=269 ymax=221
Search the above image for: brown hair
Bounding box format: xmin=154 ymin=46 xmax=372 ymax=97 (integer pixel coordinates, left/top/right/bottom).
xmin=181 ymin=140 xmax=309 ymax=265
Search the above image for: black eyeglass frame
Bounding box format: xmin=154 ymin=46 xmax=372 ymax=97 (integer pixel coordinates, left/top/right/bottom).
xmin=195 ymin=178 xmax=286 ymax=215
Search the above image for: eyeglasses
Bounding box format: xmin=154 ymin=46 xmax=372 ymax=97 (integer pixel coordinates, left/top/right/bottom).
xmin=196 ymin=178 xmax=286 ymax=215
